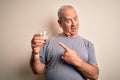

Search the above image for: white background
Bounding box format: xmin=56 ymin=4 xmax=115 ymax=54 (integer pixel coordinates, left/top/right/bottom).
xmin=0 ymin=0 xmax=120 ymax=80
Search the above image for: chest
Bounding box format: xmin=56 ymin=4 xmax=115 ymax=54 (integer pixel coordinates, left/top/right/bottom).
xmin=46 ymin=40 xmax=89 ymax=64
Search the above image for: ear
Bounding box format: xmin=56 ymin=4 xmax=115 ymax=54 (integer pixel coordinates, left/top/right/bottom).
xmin=58 ymin=19 xmax=61 ymax=24
xmin=58 ymin=19 xmax=62 ymax=27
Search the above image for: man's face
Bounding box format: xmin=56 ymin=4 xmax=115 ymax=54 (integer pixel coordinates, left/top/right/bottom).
xmin=58 ymin=8 xmax=79 ymax=37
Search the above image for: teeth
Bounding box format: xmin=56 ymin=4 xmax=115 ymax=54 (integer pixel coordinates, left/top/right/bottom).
xmin=72 ymin=28 xmax=76 ymax=29
xmin=72 ymin=28 xmax=75 ymax=29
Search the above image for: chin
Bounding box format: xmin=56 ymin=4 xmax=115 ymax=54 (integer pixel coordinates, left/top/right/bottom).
xmin=71 ymin=33 xmax=78 ymax=36
xmin=72 ymin=31 xmax=78 ymax=34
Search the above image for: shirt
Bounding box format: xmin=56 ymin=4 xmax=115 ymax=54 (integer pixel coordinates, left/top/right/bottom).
xmin=40 ymin=34 xmax=97 ymax=80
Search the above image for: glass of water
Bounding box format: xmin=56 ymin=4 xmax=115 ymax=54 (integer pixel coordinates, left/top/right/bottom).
xmin=40 ymin=31 xmax=48 ymax=40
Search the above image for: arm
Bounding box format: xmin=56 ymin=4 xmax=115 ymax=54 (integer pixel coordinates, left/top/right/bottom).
xmin=30 ymin=34 xmax=46 ymax=74
xmin=30 ymin=52 xmax=45 ymax=74
xmin=74 ymin=57 xmax=99 ymax=80
xmin=59 ymin=42 xmax=99 ymax=80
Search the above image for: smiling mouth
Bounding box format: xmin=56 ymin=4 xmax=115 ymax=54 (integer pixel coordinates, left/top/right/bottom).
xmin=71 ymin=28 xmax=77 ymax=31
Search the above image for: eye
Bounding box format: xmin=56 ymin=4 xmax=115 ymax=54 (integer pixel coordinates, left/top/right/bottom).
xmin=65 ymin=19 xmax=72 ymax=23
xmin=74 ymin=16 xmax=78 ymax=21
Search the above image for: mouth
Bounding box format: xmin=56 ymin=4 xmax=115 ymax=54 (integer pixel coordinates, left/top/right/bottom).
xmin=71 ymin=28 xmax=77 ymax=32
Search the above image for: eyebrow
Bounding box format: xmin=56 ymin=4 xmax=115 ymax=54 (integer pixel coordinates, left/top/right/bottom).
xmin=67 ymin=15 xmax=77 ymax=18
xmin=63 ymin=15 xmax=78 ymax=20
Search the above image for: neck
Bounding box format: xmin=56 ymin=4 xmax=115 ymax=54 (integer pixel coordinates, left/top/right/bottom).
xmin=61 ymin=32 xmax=78 ymax=38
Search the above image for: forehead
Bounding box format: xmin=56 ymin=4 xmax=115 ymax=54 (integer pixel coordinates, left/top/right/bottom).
xmin=61 ymin=8 xmax=77 ymax=18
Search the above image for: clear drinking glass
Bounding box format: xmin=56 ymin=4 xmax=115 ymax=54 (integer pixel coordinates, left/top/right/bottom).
xmin=40 ymin=31 xmax=48 ymax=39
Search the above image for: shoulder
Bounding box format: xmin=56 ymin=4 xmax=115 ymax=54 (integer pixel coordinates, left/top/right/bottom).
xmin=46 ymin=34 xmax=60 ymax=44
xmin=48 ymin=34 xmax=59 ymax=41
xmin=78 ymin=36 xmax=94 ymax=48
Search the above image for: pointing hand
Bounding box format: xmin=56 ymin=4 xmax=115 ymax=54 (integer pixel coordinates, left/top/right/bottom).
xmin=58 ymin=42 xmax=80 ymax=65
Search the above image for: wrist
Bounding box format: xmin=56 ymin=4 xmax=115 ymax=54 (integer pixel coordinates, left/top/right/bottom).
xmin=32 ymin=51 xmax=40 ymax=59
xmin=74 ymin=58 xmax=83 ymax=67
xmin=32 ymin=51 xmax=39 ymax=55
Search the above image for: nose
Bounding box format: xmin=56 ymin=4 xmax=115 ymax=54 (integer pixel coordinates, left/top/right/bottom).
xmin=71 ymin=19 xmax=75 ymax=27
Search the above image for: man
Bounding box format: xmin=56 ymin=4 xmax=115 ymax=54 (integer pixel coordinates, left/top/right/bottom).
xmin=30 ymin=5 xmax=99 ymax=80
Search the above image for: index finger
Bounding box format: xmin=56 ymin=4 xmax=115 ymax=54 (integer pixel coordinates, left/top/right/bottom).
xmin=58 ymin=42 xmax=70 ymax=51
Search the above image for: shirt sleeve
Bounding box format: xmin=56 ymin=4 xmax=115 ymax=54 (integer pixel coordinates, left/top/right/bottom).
xmin=39 ymin=44 xmax=48 ymax=64
xmin=87 ymin=42 xmax=97 ymax=65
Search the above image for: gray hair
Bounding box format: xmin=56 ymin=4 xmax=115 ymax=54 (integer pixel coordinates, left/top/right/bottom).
xmin=58 ymin=5 xmax=75 ymax=19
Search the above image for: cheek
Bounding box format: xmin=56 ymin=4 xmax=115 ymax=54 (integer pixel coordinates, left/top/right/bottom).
xmin=77 ymin=22 xmax=79 ymax=27
xmin=62 ymin=24 xmax=70 ymax=30
xmin=65 ymin=25 xmax=71 ymax=31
